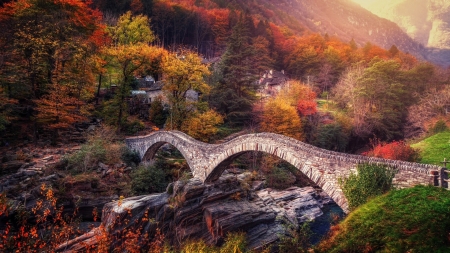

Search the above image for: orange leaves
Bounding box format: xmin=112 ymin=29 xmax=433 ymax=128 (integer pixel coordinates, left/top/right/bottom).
xmin=0 ymin=0 xmax=31 ymax=21
xmin=35 ymin=84 xmax=87 ymax=130
xmin=88 ymin=25 xmax=110 ymax=48
xmin=1 ymin=183 xmax=81 ymax=251
xmin=207 ymin=8 xmax=230 ymax=45
xmin=364 ymin=44 xmax=389 ymax=61
xmin=52 ymin=0 xmax=103 ymax=30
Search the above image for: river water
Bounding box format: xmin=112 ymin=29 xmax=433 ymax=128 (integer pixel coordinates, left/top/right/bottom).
xmin=309 ymin=203 xmax=345 ymax=245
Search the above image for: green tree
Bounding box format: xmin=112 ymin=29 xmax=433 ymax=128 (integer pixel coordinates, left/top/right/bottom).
xmin=108 ymin=11 xmax=155 ymax=45
xmin=333 ymin=59 xmax=409 ymax=141
xmin=104 ymin=12 xmax=163 ymax=131
xmin=149 ymin=96 xmax=168 ymax=128
xmin=210 ymin=14 xmax=259 ymax=126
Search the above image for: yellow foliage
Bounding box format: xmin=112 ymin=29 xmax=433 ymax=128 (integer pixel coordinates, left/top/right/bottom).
xmin=260 ymin=96 xmax=303 ymax=140
xmin=278 ymin=81 xmax=315 ymax=106
xmin=162 ymin=50 xmax=211 ymax=129
xmin=181 ymin=109 xmax=224 ymax=142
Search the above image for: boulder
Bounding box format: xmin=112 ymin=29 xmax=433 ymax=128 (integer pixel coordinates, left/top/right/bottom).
xmin=60 ymin=174 xmax=330 ymax=251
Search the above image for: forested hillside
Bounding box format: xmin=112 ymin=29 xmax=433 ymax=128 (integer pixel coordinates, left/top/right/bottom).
xmin=1 ymin=0 xmax=449 ymax=152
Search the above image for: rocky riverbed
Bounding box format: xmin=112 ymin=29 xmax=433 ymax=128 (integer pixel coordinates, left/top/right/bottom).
xmin=58 ymin=172 xmax=340 ymax=251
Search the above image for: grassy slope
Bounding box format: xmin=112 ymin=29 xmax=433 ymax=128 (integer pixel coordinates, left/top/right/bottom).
xmin=315 ymin=186 xmax=450 ymax=253
xmin=411 ymin=131 xmax=450 ymax=165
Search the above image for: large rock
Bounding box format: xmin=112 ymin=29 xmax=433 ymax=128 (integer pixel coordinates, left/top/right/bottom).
xmin=1 ymin=160 xmax=26 ymax=175
xmin=60 ymin=174 xmax=331 ymax=251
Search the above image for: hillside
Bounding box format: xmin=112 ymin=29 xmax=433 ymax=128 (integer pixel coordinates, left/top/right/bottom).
xmin=353 ymin=0 xmax=450 ymax=66
xmin=411 ymin=131 xmax=450 ymax=166
xmin=240 ymin=0 xmax=428 ymax=61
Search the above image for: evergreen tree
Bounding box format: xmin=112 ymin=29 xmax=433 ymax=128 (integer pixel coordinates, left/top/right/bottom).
xmin=210 ymin=13 xmax=259 ymax=126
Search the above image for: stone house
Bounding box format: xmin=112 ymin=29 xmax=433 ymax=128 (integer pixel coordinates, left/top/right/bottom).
xmin=258 ymin=70 xmax=289 ymax=96
xmin=131 ymin=75 xmax=201 ymax=108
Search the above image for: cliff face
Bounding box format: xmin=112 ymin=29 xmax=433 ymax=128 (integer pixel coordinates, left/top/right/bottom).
xmin=356 ymin=0 xmax=450 ymax=65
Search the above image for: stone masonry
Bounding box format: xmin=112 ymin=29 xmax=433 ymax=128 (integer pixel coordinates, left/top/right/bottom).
xmin=126 ymin=131 xmax=444 ymax=212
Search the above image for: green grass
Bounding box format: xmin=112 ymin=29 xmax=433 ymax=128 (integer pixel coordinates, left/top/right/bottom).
xmin=410 ymin=131 xmax=450 ymax=165
xmin=315 ymin=186 xmax=450 ymax=253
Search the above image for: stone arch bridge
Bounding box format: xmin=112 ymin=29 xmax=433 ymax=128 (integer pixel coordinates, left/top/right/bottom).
xmin=126 ymin=131 xmax=444 ymax=212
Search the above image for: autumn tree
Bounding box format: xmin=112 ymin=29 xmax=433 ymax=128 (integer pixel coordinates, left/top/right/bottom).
xmin=104 ymin=11 xmax=165 ymax=130
xmin=0 ymin=0 xmax=107 ymax=136
xmin=108 ymin=11 xmax=155 ymax=45
xmin=35 ymin=85 xmax=87 ymax=130
xmin=105 ymin=45 xmax=165 ymax=130
xmin=406 ymin=87 xmax=450 ymax=137
xmin=260 ymin=96 xmax=302 ymax=140
xmin=181 ymin=109 xmax=224 ymax=142
xmin=162 ymin=50 xmax=210 ymax=130
xmin=0 ymin=0 xmax=104 ymax=100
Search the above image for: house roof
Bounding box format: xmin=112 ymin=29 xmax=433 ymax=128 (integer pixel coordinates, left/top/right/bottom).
xmin=260 ymin=70 xmax=288 ymax=86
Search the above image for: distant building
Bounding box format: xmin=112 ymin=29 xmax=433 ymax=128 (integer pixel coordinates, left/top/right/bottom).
xmin=259 ymin=70 xmax=289 ymax=96
xmin=131 ymin=77 xmax=201 ymax=104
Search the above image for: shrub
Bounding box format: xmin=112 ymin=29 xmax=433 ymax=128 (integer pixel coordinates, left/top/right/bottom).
xmin=430 ymin=119 xmax=448 ymax=134
xmin=121 ymin=147 xmax=141 ymax=167
xmin=123 ymin=119 xmax=145 ymax=135
xmin=130 ymin=164 xmax=168 ymax=195
xmin=66 ymin=126 xmax=125 ymax=172
xmin=179 ymin=232 xmax=247 ymax=253
xmin=363 ymin=139 xmax=420 ymax=162
xmin=0 ymin=184 xmax=82 ymax=251
xmin=67 ymin=138 xmax=107 ymax=172
xmin=339 ymin=164 xmax=395 ymax=211
xmin=278 ymin=223 xmax=311 ymax=253
xmin=315 ymin=186 xmax=450 ymax=253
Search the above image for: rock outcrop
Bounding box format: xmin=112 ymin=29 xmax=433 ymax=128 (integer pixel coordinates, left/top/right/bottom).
xmin=58 ymin=173 xmax=334 ymax=251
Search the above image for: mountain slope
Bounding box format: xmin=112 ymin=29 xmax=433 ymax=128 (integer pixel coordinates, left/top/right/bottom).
xmin=245 ymin=0 xmax=427 ymax=59
xmin=352 ymin=0 xmax=450 ymax=66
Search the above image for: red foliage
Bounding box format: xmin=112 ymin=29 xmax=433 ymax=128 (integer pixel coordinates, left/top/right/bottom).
xmin=363 ymin=139 xmax=420 ymax=162
xmin=296 ymin=88 xmax=317 ymax=117
xmin=297 ymin=100 xmax=317 ymax=116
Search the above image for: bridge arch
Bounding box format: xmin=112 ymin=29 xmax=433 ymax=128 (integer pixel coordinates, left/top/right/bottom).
xmin=131 ymin=132 xmax=196 ymax=171
xmin=126 ymin=131 xmax=442 ymax=213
